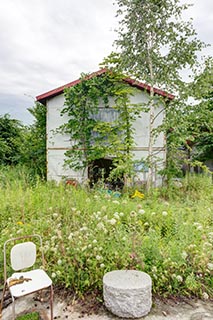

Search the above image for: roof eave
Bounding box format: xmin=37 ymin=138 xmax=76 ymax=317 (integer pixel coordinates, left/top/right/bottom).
xmin=36 ymin=69 xmax=175 ymax=104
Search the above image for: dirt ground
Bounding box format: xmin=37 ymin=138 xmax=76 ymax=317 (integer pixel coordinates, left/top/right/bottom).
xmin=1 ymin=289 xmax=213 ymax=320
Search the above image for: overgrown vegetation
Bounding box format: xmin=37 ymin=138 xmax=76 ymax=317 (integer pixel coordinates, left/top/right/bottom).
xmin=0 ymin=166 xmax=212 ymax=299
xmin=60 ymin=70 xmax=141 ymax=185
xmin=0 ymin=102 xmax=46 ymax=178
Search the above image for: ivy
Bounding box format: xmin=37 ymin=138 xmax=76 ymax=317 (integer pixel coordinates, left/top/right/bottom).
xmin=59 ymin=70 xmax=141 ymax=185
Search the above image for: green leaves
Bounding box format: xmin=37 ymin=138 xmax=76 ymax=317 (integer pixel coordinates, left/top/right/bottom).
xmin=112 ymin=0 xmax=207 ymax=185
xmin=59 ymin=71 xmax=141 ymax=183
xmin=25 ymin=102 xmax=47 ymax=177
xmin=187 ymin=58 xmax=213 ymax=162
xmin=0 ymin=113 xmax=25 ymax=165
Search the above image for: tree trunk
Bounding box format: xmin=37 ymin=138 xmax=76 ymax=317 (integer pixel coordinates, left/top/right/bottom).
xmin=147 ymin=90 xmax=155 ymax=191
xmin=146 ymin=36 xmax=155 ymax=191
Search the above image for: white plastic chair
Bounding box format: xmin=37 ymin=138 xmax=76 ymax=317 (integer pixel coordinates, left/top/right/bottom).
xmin=0 ymin=234 xmax=53 ymax=320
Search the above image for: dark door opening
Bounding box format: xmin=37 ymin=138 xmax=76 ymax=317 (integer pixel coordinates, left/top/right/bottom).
xmin=88 ymin=158 xmax=124 ymax=190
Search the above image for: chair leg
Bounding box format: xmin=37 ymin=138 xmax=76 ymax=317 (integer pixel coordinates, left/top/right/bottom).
xmin=0 ymin=282 xmax=7 ymax=319
xmin=12 ymin=296 xmax=15 ymax=320
xmin=50 ymin=285 xmax=54 ymax=320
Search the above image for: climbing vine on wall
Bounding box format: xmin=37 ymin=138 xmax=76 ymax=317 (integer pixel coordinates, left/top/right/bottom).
xmin=59 ymin=69 xmax=141 ymax=184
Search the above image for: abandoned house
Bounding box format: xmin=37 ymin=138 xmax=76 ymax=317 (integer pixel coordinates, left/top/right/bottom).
xmin=36 ymin=69 xmax=174 ymax=186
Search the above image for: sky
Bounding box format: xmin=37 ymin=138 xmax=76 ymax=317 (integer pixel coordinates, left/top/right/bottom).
xmin=0 ymin=0 xmax=212 ymax=125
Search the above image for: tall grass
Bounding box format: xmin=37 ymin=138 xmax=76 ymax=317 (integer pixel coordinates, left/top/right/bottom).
xmin=0 ymin=166 xmax=213 ymax=298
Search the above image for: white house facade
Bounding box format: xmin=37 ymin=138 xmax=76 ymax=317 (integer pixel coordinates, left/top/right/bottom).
xmin=36 ymin=69 xmax=174 ymax=186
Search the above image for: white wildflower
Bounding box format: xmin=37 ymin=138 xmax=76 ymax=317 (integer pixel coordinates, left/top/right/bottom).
xmin=152 ymin=266 xmax=157 ymax=273
xmin=109 ymin=218 xmax=117 ymax=225
xmin=52 ymin=213 xmax=58 ymax=218
xmin=202 ymin=292 xmax=209 ymax=300
xmin=208 ymin=232 xmax=213 ymax=241
xmin=96 ymin=255 xmax=102 ymax=261
xmin=139 ymin=209 xmax=145 ymax=214
xmin=197 ymin=225 xmax=203 ymax=231
xmin=100 ymin=263 xmax=105 ymax=268
xmin=80 ymin=226 xmax=88 ymax=232
xmin=113 ymin=212 xmax=120 ymax=219
xmin=193 ymin=222 xmax=200 ymax=226
xmin=68 ymin=233 xmax=74 ymax=240
xmin=130 ymin=211 xmax=137 ymax=217
xmin=182 ymin=251 xmax=188 ymax=259
xmin=97 ymin=222 xmax=105 ymax=230
xmin=203 ymin=242 xmax=212 ymax=248
xmin=162 ymin=211 xmax=168 ymax=216
xmin=57 ymin=259 xmax=62 ymax=265
xmin=176 ymin=275 xmax=183 ymax=282
xmin=51 ymin=272 xmax=56 ymax=278
xmin=101 ymin=206 xmax=107 ymax=212
xmin=207 ymin=263 xmax=213 ymax=271
xmin=93 ymin=239 xmax=97 ymax=244
xmin=188 ymin=244 xmax=196 ymax=249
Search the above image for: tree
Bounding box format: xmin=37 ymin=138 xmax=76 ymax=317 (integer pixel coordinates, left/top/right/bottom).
xmin=188 ymin=58 xmax=213 ymax=163
xmin=113 ymin=0 xmax=204 ymax=188
xmin=28 ymin=102 xmax=46 ymax=176
xmin=0 ymin=114 xmax=24 ymax=165
xmin=23 ymin=102 xmax=46 ymax=177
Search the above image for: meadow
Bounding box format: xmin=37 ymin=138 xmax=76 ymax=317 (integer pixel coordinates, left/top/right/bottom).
xmin=0 ymin=166 xmax=213 ymax=299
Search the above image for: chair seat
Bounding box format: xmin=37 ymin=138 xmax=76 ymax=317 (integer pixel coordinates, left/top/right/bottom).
xmin=7 ymin=269 xmax=52 ymax=297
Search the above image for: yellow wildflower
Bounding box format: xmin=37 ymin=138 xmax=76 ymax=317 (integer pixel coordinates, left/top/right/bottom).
xmin=131 ymin=190 xmax=145 ymax=199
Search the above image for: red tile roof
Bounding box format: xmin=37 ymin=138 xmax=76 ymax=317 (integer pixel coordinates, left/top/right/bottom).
xmin=36 ymin=69 xmax=175 ymax=104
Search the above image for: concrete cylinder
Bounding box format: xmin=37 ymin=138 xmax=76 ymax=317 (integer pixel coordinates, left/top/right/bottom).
xmin=103 ymin=270 xmax=152 ymax=318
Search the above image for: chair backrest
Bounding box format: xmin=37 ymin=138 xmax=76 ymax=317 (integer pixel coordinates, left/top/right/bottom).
xmin=10 ymin=241 xmax=36 ymax=271
xmin=3 ymin=234 xmax=44 ymax=281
